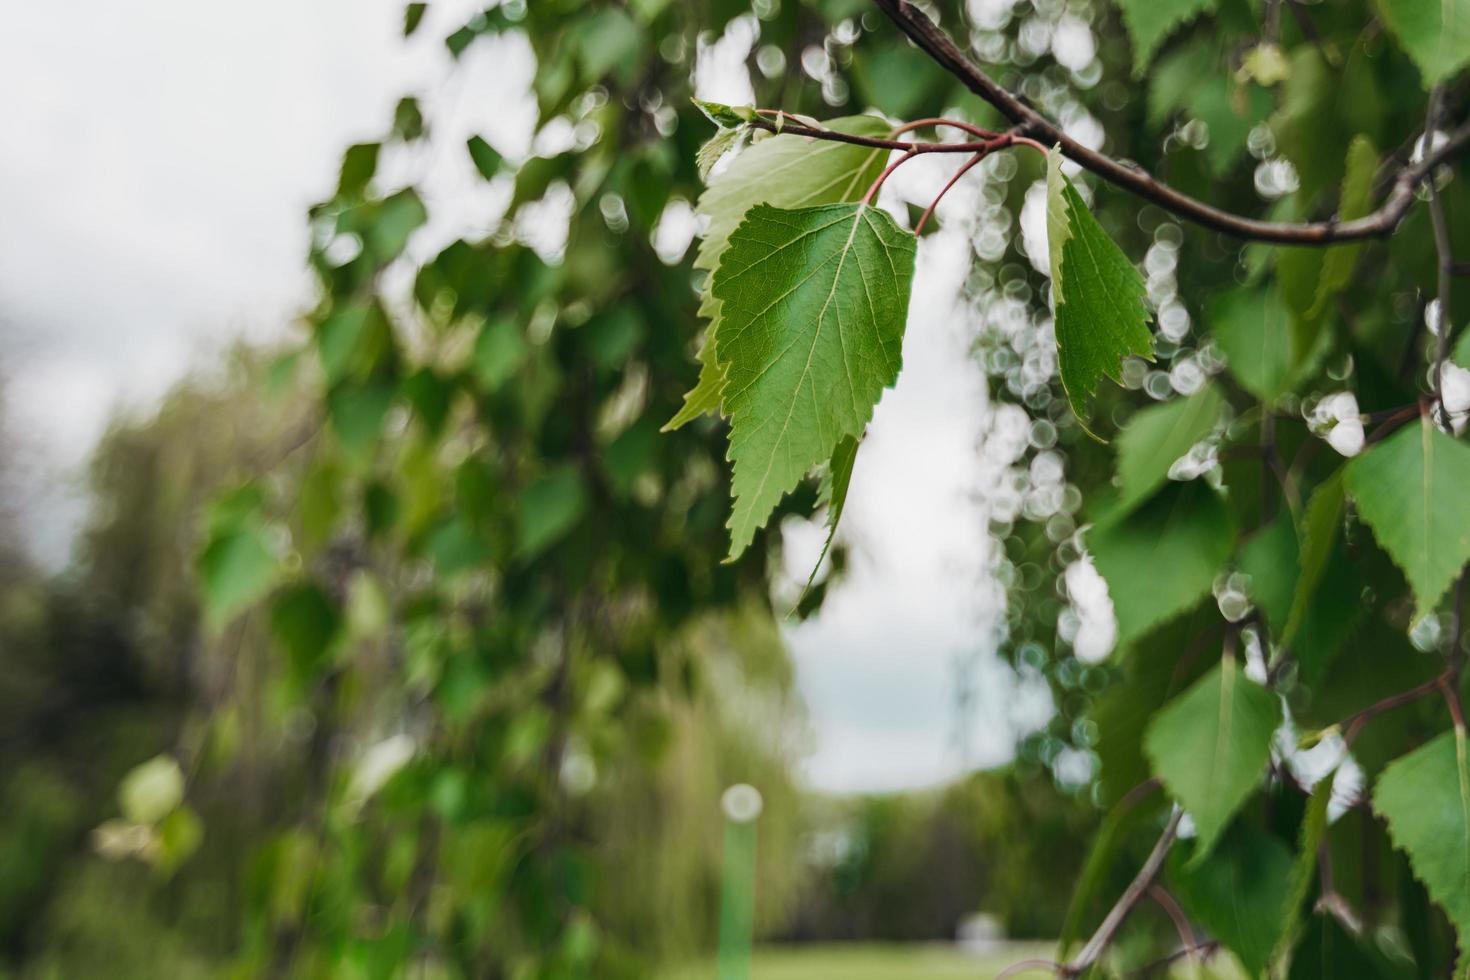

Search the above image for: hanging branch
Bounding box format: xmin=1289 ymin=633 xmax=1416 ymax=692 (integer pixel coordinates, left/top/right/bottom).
xmin=1063 ymin=808 xmax=1185 ymax=976
xmin=871 ymin=0 xmax=1470 ymax=244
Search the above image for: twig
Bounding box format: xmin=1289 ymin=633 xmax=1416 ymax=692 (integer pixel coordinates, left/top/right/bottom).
xmin=914 ymin=151 xmax=985 ymax=235
xmin=1126 ymin=939 xmax=1222 ymax=978
xmin=1339 ymin=668 xmax=1450 ymax=746
xmin=1065 ymin=809 xmax=1185 ymax=975
xmin=872 ymin=0 xmax=1470 ymax=244
xmin=1148 ymin=884 xmax=1198 ymax=958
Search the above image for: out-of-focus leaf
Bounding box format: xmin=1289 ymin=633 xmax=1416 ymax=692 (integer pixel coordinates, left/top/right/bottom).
xmin=1210 ymin=286 xmax=1297 ymax=402
xmin=517 ymin=466 xmax=587 ymax=559
xmin=472 ymin=319 xmax=528 ymax=393
xmin=1309 ymin=137 xmax=1379 ymax=318
xmin=1116 ymin=0 xmax=1218 ymax=75
xmin=1283 ymin=470 xmax=1345 ymax=648
xmin=199 ymin=516 xmax=279 ymax=627
xmin=1376 ymin=0 xmax=1470 ymax=86
xmin=1108 ymin=383 xmax=1225 ymax=519
xmin=467 ymin=135 xmax=503 ymax=181
xmin=338 ymin=142 xmax=380 ymax=199
xmin=270 ymin=583 xmax=342 ymax=679
xmin=1087 ymin=481 xmax=1235 ymax=646
xmin=1170 ymin=821 xmax=1294 ymax=977
xmin=1144 ymin=656 xmax=1281 ymax=860
xmin=1275 ymin=770 xmax=1335 ymax=965
xmin=120 ymin=756 xmax=185 ymax=825
xmin=1239 ymin=513 xmax=1299 ymax=635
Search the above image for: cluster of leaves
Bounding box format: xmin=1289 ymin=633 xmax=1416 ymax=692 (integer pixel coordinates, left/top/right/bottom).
xmin=179 ymin=2 xmax=905 ymax=977
xmin=159 ymin=0 xmax=1470 ymax=974
xmin=663 ymin=0 xmax=1470 ymax=976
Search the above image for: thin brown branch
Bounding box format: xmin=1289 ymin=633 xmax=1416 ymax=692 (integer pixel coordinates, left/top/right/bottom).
xmin=1341 ymin=669 xmax=1449 ymax=745
xmin=914 ymin=151 xmax=985 ymax=234
xmin=872 ymin=0 xmax=1470 ymax=244
xmin=1127 ymin=939 xmax=1222 ymax=978
xmin=1065 ymin=808 xmax=1184 ymax=975
xmin=1148 ymin=884 xmax=1198 ymax=957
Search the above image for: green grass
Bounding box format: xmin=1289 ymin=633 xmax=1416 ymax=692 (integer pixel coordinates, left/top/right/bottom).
xmin=660 ymin=942 xmax=1059 ymax=980
xmin=661 ymin=942 xmax=1244 ymax=979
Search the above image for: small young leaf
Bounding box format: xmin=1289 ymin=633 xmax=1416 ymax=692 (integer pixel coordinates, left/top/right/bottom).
xmin=1144 ymin=656 xmax=1281 ymax=860
xmin=1375 ymin=0 xmax=1470 ymax=86
xmin=693 ymin=99 xmax=756 ymax=128
xmin=1210 ymin=287 xmax=1296 ymax=403
xmin=1169 ymin=821 xmax=1294 ymax=978
xmin=1115 ymin=0 xmax=1218 ymax=75
xmin=1087 ymin=481 xmax=1235 ymax=646
xmin=1346 ymin=417 xmax=1470 ymax=616
xmin=696 ymin=127 xmax=742 ymax=182
xmin=662 ymin=335 xmax=726 ymax=432
xmin=712 ymin=203 xmax=916 ymax=559
xmin=1046 ymin=152 xmax=1154 ymax=438
xmin=1373 ymin=729 xmax=1470 ymax=953
xmin=1108 ymin=382 xmax=1225 ymax=519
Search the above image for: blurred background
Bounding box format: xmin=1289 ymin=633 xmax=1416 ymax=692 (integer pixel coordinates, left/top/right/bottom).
xmin=0 ymin=0 xmax=1177 ymax=976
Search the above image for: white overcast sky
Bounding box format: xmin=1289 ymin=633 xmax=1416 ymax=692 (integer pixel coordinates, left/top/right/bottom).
xmin=0 ymin=1 xmax=1042 ymax=793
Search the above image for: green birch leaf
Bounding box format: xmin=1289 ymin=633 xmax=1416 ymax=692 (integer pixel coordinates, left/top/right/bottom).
xmin=662 ymin=334 xmax=727 ymax=432
xmin=1087 ymin=481 xmax=1236 ymax=646
xmin=1346 ymin=417 xmax=1470 ymax=617
xmin=1169 ymin=821 xmax=1294 ymax=978
xmin=670 ymin=115 xmax=891 ymax=429
xmin=1144 ymin=656 xmax=1282 ymax=860
xmin=1274 ymin=770 xmax=1336 ymax=966
xmin=1046 ymin=151 xmax=1154 ymax=438
xmin=1373 ymin=729 xmax=1470 ymax=959
xmin=1116 ymin=0 xmax=1219 ymax=75
xmin=1108 ymin=383 xmax=1226 ymax=518
xmin=712 ymin=203 xmax=916 ymax=559
xmin=1210 ymin=287 xmax=1297 ymax=403
xmin=1283 ymin=470 xmax=1346 ymax=648
xmin=1375 ymin=0 xmax=1470 ymax=86
xmin=804 ymin=434 xmax=860 ymax=593
xmin=1308 ymin=137 xmax=1378 ymax=319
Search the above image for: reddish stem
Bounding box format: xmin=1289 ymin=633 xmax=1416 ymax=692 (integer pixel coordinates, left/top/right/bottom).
xmin=860 ymin=150 xmax=918 ymax=207
xmin=913 ymin=151 xmax=986 ymax=235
